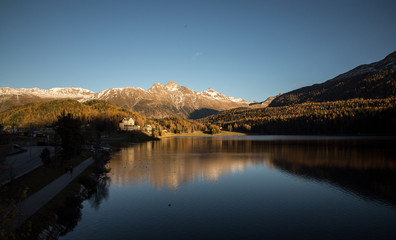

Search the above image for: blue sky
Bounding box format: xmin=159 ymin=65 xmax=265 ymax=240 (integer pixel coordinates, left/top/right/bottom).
xmin=1 ymin=0 xmax=395 ymax=101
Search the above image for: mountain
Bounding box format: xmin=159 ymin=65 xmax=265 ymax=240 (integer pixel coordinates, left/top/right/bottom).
xmin=269 ymin=51 xmax=396 ymax=107
xmin=0 ymin=87 xmax=95 ymax=113
xmin=0 ymin=82 xmax=254 ymax=118
xmin=0 ymin=87 xmax=94 ymax=99
xmin=90 ymin=81 xmax=254 ymax=118
xmin=248 ymin=95 xmax=280 ymax=108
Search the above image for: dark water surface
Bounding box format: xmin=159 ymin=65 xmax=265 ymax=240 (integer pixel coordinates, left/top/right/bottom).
xmin=60 ymin=136 xmax=396 ymax=240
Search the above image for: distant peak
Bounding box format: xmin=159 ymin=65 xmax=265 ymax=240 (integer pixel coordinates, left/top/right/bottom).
xmin=206 ymin=88 xmax=218 ymax=92
xmin=165 ymin=81 xmax=180 ymax=86
xmin=165 ymin=81 xmax=181 ymax=91
xmin=151 ymin=83 xmax=163 ymax=87
xmin=147 ymin=82 xmax=164 ymax=92
xmin=200 ymin=88 xmax=220 ymax=94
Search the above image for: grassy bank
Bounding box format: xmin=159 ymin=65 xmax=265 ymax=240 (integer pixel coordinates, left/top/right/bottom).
xmin=102 ymin=131 xmax=159 ymax=149
xmin=1 ymin=150 xmax=91 ymax=201
xmin=2 ymin=131 xmax=156 ymax=205
xmin=7 ymin=131 xmax=158 ymax=238
xmin=1 ymin=150 xmax=91 ymax=239
xmin=17 ymin=154 xmax=107 ymax=239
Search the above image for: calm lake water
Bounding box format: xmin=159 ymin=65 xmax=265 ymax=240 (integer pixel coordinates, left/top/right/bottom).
xmin=60 ymin=136 xmax=396 ymax=240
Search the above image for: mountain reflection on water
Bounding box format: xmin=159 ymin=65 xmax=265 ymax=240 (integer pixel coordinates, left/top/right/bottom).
xmin=109 ymin=138 xmax=270 ymax=189
xmin=109 ymin=136 xmax=396 ymax=207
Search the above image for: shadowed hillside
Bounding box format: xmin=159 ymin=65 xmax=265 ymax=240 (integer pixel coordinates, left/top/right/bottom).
xmin=270 ymin=51 xmax=396 ymax=107
xmin=204 ymin=97 xmax=396 ymax=135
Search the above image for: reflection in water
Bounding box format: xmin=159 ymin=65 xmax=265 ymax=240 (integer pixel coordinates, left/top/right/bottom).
xmin=60 ymin=136 xmax=396 ymax=240
xmin=267 ymin=140 xmax=396 ymax=207
xmin=40 ymin=155 xmax=111 ymax=239
xmin=110 ymin=138 xmax=270 ymax=189
xmin=109 ymin=137 xmax=396 ymax=206
xmin=87 ymin=175 xmax=110 ymax=210
xmin=59 ymin=165 xmax=111 ymax=236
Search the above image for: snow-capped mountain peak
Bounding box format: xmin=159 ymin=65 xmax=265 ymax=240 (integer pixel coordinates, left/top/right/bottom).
xmin=200 ymin=88 xmax=224 ymax=99
xmin=0 ymin=82 xmax=253 ymax=118
xmin=165 ymin=81 xmax=181 ymax=91
xmin=0 ymin=87 xmax=94 ymax=98
xmin=199 ymin=88 xmax=254 ymax=104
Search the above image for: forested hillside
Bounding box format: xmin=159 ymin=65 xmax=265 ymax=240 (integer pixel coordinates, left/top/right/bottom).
xmin=152 ymin=118 xmax=205 ymax=134
xmin=270 ymin=51 xmax=396 ymax=107
xmin=0 ymin=99 xmax=216 ymax=136
xmin=205 ymin=98 xmax=396 ymax=135
xmin=2 ymin=97 xmax=395 ymax=136
xmin=0 ymin=99 xmax=146 ymax=129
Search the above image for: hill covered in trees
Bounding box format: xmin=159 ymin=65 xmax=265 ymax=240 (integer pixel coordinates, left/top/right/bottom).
xmin=0 ymin=99 xmax=217 ymax=136
xmin=204 ymin=97 xmax=396 ymax=135
xmin=269 ymin=51 xmax=396 ymax=107
xmin=0 ymin=99 xmax=146 ymax=131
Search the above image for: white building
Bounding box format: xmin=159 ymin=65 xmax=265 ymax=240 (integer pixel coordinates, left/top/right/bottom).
xmin=119 ymin=117 xmax=140 ymax=131
xmin=145 ymin=124 xmax=153 ymax=134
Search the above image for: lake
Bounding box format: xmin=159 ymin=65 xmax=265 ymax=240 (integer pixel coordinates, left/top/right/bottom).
xmin=60 ymin=136 xmax=396 ymax=240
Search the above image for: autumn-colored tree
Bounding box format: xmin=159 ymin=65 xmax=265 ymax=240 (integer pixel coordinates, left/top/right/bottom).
xmin=243 ymin=124 xmax=252 ymax=131
xmin=227 ymin=124 xmax=233 ymax=132
xmin=207 ymin=124 xmax=221 ymax=134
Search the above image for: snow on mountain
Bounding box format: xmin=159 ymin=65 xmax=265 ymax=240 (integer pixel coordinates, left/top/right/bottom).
xmin=147 ymin=83 xmax=164 ymax=92
xmin=95 ymin=87 xmax=146 ymax=100
xmin=0 ymin=82 xmax=253 ymax=118
xmin=165 ymin=81 xmax=182 ymax=92
xmin=89 ymin=82 xmax=254 ymax=117
xmin=0 ymin=87 xmax=22 ymax=95
xmin=199 ymin=88 xmax=255 ymax=104
xmin=0 ymin=87 xmax=94 ymax=98
xmin=47 ymin=87 xmax=94 ymax=96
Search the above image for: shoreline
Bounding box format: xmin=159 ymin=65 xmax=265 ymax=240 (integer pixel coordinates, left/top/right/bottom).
xmin=160 ymin=130 xmax=247 ymax=138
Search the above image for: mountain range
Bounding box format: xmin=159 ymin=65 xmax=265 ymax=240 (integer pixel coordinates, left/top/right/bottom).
xmin=0 ymin=82 xmax=254 ymax=118
xmin=1 ymin=51 xmax=395 ymax=119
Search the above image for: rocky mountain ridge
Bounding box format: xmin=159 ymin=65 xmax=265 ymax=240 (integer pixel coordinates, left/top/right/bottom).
xmin=0 ymin=82 xmax=255 ymax=118
xmin=0 ymin=87 xmax=94 ymax=98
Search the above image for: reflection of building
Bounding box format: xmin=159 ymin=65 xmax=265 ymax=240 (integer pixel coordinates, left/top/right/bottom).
xmin=119 ymin=118 xmax=140 ymax=131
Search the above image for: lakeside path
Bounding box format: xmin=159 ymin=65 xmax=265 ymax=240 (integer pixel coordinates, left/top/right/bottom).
xmin=14 ymin=157 xmax=94 ymax=229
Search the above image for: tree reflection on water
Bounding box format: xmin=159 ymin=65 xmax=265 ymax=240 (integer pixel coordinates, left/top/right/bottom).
xmin=109 ymin=137 xmax=396 ymax=207
xmin=45 ymin=154 xmax=111 ymax=238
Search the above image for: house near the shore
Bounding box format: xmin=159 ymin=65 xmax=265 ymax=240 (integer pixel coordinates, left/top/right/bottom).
xmin=119 ymin=117 xmax=140 ymax=131
xmin=145 ymin=124 xmax=153 ymax=134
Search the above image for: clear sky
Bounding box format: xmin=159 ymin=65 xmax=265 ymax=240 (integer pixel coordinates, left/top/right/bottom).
xmin=1 ymin=0 xmax=395 ymax=101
